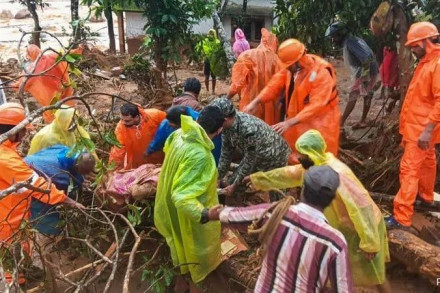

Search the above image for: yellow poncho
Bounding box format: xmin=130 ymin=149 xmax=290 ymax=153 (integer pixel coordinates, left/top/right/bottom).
xmin=28 ymin=107 xmax=93 ymax=155
xmin=250 ymin=130 xmax=390 ymax=286
xmin=154 ymin=115 xmax=221 ymax=283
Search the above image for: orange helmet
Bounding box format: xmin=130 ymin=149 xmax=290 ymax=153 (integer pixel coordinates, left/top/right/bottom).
xmin=0 ymin=103 xmax=31 ymax=128
xmin=278 ymin=39 xmax=306 ymax=67
xmin=405 ymin=21 xmax=439 ymax=46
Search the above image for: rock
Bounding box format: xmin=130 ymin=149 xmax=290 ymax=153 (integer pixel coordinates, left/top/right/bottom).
xmin=14 ymin=9 xmax=31 ymax=19
xmin=93 ymin=69 xmax=112 ymax=80
xmin=89 ymin=15 xmax=105 ymax=23
xmin=110 ymin=66 xmax=123 ymax=77
xmin=119 ymin=74 xmax=127 ymax=80
xmin=0 ymin=10 xmax=13 ymax=19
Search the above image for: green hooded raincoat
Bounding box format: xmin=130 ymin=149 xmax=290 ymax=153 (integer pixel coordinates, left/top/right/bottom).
xmin=154 ymin=115 xmax=221 ymax=283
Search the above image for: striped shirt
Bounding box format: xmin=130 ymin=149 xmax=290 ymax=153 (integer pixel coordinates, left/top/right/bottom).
xmin=219 ymin=202 xmax=353 ymax=293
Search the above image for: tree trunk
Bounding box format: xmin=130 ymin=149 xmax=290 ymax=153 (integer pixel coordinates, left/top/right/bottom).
xmin=152 ymin=36 xmax=167 ymax=87
xmin=388 ymin=229 xmax=440 ymax=285
xmin=370 ymin=192 xmax=440 ymax=212
xmin=218 ymin=0 xmax=229 ymax=19
xmin=25 ymin=0 xmax=41 ymax=47
xmin=105 ymin=6 xmax=116 ymax=53
xmin=71 ymin=0 xmax=81 ymax=43
xmin=116 ymin=11 xmax=126 ymax=54
xmin=240 ymin=0 xmax=248 ymax=28
xmin=393 ymin=5 xmax=412 ymax=107
xmin=212 ymin=10 xmax=234 ymax=73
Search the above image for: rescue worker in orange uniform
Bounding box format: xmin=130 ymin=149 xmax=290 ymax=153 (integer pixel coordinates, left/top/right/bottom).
xmin=14 ymin=45 xmax=81 ymax=123
xmin=227 ymin=28 xmax=281 ymax=125
xmin=0 ymin=103 xmax=84 ymax=284
xmin=244 ymin=39 xmax=341 ymax=164
xmin=109 ymin=103 xmax=166 ymax=170
xmin=385 ymin=22 xmax=440 ymax=229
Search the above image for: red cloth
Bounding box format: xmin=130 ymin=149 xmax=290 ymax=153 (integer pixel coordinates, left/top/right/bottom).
xmin=379 ymin=47 xmax=399 ymax=88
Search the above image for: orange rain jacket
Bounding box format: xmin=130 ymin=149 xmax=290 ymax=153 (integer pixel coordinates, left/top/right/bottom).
xmin=14 ymin=45 xmax=80 ymax=123
xmin=229 ymin=29 xmax=281 ymax=125
xmin=258 ymin=54 xmax=341 ymax=163
xmin=109 ymin=107 xmax=166 ymax=170
xmin=0 ymin=140 xmax=66 ymax=243
xmin=394 ymin=44 xmax=440 ymax=226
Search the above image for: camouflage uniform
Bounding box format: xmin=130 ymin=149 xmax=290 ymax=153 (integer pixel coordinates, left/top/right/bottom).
xmin=211 ymin=98 xmax=291 ymax=187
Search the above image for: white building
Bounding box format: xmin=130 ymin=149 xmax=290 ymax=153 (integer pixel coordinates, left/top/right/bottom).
xmin=114 ymin=0 xmax=276 ymax=54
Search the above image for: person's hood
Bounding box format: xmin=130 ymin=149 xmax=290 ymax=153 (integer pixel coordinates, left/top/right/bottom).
xmin=259 ymin=28 xmax=278 ymax=53
xmin=27 ymin=44 xmax=41 ymax=62
xmin=54 ymin=107 xmax=76 ymax=132
xmin=208 ymin=29 xmax=218 ymax=40
xmin=181 ymin=115 xmax=214 ymax=151
xmin=235 ymin=28 xmax=246 ymax=41
xmin=295 ymin=129 xmax=328 ymax=166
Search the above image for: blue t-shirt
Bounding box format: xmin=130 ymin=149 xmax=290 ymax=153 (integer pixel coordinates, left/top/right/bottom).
xmin=147 ymin=106 xmax=222 ymax=166
xmin=343 ymin=35 xmax=379 ymax=78
xmin=25 ymin=145 xmax=84 ymax=235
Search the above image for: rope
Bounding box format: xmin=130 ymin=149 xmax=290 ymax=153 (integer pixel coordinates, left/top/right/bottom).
xmin=248 ymin=190 xmax=296 ymax=258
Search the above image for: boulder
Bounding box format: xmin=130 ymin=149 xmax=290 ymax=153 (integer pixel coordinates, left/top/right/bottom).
xmin=0 ymin=10 xmax=13 ymax=19
xmin=110 ymin=66 xmax=123 ymax=77
xmin=14 ymin=9 xmax=31 ymax=19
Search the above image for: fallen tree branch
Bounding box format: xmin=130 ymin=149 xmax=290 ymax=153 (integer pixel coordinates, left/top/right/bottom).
xmin=387 ymin=229 xmax=440 ymax=285
xmin=0 ymin=179 xmax=50 ymax=199
xmin=371 ymin=192 xmax=440 ymax=212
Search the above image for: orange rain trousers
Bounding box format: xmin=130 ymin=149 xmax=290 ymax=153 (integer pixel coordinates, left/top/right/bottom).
xmin=394 ymin=45 xmax=440 ymax=226
xmin=0 ymin=140 xmax=66 ymax=283
xmin=229 ymin=28 xmax=281 ymax=125
xmin=14 ymin=45 xmax=81 ymax=123
xmin=258 ymin=54 xmax=340 ymax=163
xmin=394 ymin=141 xmax=436 ymax=226
xmin=109 ymin=107 xmax=166 ymax=170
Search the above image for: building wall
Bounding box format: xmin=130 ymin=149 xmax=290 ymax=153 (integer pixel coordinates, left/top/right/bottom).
xmin=192 ymin=18 xmax=214 ymax=35
xmin=125 ymin=12 xmax=146 ymax=38
xmin=123 ymin=5 xmax=275 ymax=54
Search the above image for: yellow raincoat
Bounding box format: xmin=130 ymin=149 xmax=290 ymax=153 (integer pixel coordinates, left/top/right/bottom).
xmin=154 ymin=116 xmax=221 ymax=283
xmin=250 ymin=130 xmax=389 ymax=286
xmin=28 ymin=107 xmax=93 ymax=155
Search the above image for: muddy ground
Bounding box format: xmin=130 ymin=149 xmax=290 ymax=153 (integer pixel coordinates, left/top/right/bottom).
xmin=1 ymin=1 xmax=439 ymax=292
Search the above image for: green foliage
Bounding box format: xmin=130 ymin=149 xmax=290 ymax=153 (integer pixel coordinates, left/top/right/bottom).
xmin=124 ymin=52 xmax=153 ymax=89
xmin=127 ymin=204 xmax=142 ymax=226
xmin=413 ymin=0 xmax=440 ymax=26
xmin=134 ymin=0 xmax=217 ymax=67
xmin=142 ymin=263 xmax=175 ymax=293
xmin=91 ymin=160 xmax=115 ymax=188
xmin=104 ymin=131 xmax=122 ymax=148
xmin=273 ymin=0 xmax=382 ymax=54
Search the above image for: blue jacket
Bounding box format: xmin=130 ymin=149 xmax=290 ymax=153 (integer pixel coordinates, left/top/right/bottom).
xmin=147 ymin=106 xmax=222 ymax=165
xmin=24 ymin=145 xmax=84 ymax=235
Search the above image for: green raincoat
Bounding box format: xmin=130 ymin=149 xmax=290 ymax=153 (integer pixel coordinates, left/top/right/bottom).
xmin=250 ymin=130 xmax=390 ymax=286
xmin=154 ymin=115 xmax=221 ymax=283
xmin=202 ymin=29 xmax=228 ymax=78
